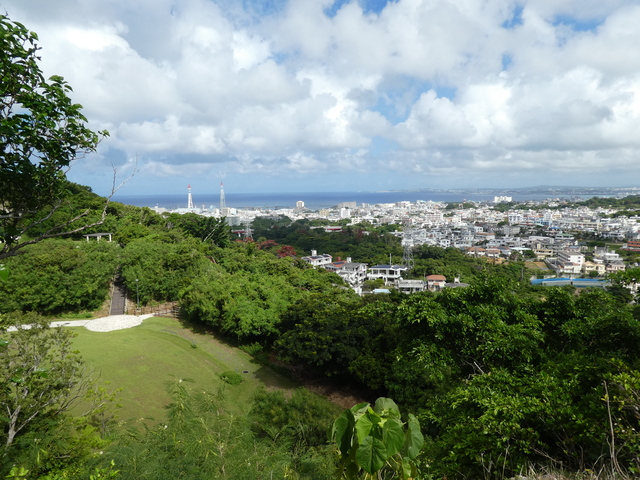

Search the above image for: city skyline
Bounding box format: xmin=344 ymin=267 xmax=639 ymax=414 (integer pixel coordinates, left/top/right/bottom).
xmin=4 ymin=0 xmax=640 ymax=196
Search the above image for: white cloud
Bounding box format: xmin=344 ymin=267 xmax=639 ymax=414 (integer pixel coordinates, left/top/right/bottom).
xmin=3 ymin=0 xmax=640 ymax=194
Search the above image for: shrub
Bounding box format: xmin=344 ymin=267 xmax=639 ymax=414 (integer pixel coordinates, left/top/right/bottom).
xmin=219 ymin=371 xmax=243 ymax=385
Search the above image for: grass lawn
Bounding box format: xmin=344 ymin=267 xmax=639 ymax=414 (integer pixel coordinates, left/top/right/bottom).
xmin=70 ymin=316 xmax=298 ymax=424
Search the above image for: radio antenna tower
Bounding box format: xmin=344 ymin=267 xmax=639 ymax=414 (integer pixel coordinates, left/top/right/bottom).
xmin=187 ymin=184 xmax=194 ymax=209
xmin=244 ymin=219 xmax=253 ymax=241
xmin=402 ymin=218 xmax=414 ymax=270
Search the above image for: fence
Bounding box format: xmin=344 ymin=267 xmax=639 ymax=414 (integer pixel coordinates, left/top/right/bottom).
xmin=125 ymin=300 xmax=181 ymax=318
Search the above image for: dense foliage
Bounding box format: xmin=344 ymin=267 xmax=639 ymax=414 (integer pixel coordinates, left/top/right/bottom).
xmin=6 ymin=187 xmax=640 ymax=478
xmin=252 ymin=217 xmax=404 ymax=265
xmin=17 ymin=12 xmax=640 ymax=479
xmin=276 ymin=279 xmax=640 ymax=478
xmin=0 ymin=240 xmax=118 ymax=314
xmin=0 ymin=16 xmax=108 ymax=259
xmin=82 ymin=380 xmax=337 ymax=480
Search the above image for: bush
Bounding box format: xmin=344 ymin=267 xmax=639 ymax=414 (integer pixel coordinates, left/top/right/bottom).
xmin=219 ymin=371 xmax=243 ymax=385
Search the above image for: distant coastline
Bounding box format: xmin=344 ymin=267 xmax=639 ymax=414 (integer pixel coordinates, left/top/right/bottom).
xmin=109 ymin=187 xmax=633 ymax=211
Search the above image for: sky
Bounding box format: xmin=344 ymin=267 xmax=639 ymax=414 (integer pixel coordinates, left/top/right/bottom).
xmin=3 ymin=0 xmax=640 ymax=196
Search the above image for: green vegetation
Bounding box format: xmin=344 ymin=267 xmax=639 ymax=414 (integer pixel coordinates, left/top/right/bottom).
xmin=0 ymin=313 xmax=86 ymax=447
xmin=219 ymin=370 xmax=243 ymax=385
xmin=0 ymin=239 xmax=118 ymax=314
xmin=330 ymin=397 xmax=423 ymax=479
xmin=0 ymin=16 xmax=109 ymax=260
xmin=8 ymin=12 xmax=640 ymax=479
xmin=68 ymin=316 xmax=286 ymax=421
xmin=251 ymin=217 xmax=404 ymax=265
xmin=87 ymin=378 xmax=337 ymax=480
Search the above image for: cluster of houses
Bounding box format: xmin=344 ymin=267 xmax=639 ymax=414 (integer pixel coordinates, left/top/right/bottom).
xmin=176 ymin=195 xmax=640 ymax=289
xmin=460 ymin=232 xmax=630 ymax=275
xmin=226 ymin=197 xmax=640 ymax=276
xmin=300 ymin=250 xmax=467 ymax=295
xmin=297 ymin=199 xmax=640 ymax=293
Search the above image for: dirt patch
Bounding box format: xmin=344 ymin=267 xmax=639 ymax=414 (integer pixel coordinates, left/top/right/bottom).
xmin=304 ymin=382 xmax=371 ymax=410
xmin=526 ymin=261 xmax=550 ymax=270
xmin=267 ymin=355 xmax=373 ymax=409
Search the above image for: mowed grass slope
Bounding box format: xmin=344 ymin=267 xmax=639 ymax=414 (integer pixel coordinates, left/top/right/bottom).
xmin=70 ymin=316 xmax=298 ymax=422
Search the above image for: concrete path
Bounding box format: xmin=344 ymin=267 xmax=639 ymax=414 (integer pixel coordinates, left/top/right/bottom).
xmin=8 ymin=314 xmax=155 ymax=333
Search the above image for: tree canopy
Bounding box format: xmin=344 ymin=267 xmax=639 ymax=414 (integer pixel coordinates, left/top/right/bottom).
xmin=0 ymin=15 xmax=109 ymax=259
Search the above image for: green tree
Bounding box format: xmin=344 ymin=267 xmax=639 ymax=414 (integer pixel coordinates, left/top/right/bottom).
xmin=120 ymin=238 xmax=209 ymax=305
xmin=167 ymin=213 xmax=232 ymax=247
xmin=0 ymin=15 xmax=112 ymax=260
xmin=0 ymin=313 xmax=89 ymax=448
xmin=0 ymin=239 xmax=118 ymax=315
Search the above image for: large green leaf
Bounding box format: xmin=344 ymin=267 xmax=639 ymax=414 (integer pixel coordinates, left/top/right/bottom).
xmin=382 ymin=417 xmax=405 ymax=457
xmin=350 ymin=401 xmax=370 ymax=420
xmin=405 ymin=413 xmax=424 ymax=459
xmin=356 ymin=435 xmax=388 ymax=474
xmin=332 ymin=409 xmax=355 ymax=455
xmin=374 ymin=397 xmax=400 ymax=418
xmin=355 ymin=409 xmax=379 ymax=443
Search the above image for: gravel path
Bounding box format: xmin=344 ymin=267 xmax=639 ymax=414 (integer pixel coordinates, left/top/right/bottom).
xmin=8 ymin=314 xmax=155 ymax=333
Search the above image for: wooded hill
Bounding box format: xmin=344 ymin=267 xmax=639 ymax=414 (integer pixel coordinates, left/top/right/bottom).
xmin=3 ymin=187 xmax=640 ymax=479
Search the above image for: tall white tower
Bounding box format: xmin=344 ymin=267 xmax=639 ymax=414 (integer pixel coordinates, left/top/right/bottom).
xmin=187 ymin=184 xmax=194 ymax=209
xmin=220 ymin=182 xmax=228 ymax=216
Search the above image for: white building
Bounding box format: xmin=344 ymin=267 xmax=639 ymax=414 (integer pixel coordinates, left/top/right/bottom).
xmin=327 ymin=260 xmax=368 ymax=292
xmin=508 ymin=212 xmax=523 ymax=224
xmin=397 ymin=279 xmax=427 ymax=294
xmin=367 ymin=265 xmax=408 ymax=285
xmin=426 ymin=275 xmax=447 ymax=291
xmin=301 ymin=250 xmax=333 ymax=267
xmin=558 ymin=251 xmax=585 ymax=266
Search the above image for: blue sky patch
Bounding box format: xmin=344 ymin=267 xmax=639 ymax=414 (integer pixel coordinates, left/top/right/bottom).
xmin=372 ymin=78 xmax=456 ymax=124
xmin=502 ymin=53 xmax=512 ymax=71
xmin=552 ymin=15 xmax=603 ymax=32
xmin=325 ymin=0 xmax=396 ymax=18
xmin=325 ymin=0 xmax=351 ymax=18
xmin=502 ymin=5 xmax=523 ymax=29
xmin=240 ymin=0 xmax=288 ymax=17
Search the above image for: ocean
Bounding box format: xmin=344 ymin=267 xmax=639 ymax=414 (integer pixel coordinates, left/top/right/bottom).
xmin=110 ymin=191 xmax=568 ymax=211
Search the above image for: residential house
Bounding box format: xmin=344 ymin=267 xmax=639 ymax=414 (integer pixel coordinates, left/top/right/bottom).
xmin=426 ymin=274 xmax=447 ymax=291
xmin=397 ymin=279 xmax=427 ymax=294
xmin=606 ymin=261 xmax=626 ymax=273
xmin=301 ymin=250 xmax=333 ymax=268
xmin=582 ymin=261 xmax=606 ymax=276
xmin=326 ymin=259 xmax=368 ymax=289
xmin=367 ymin=265 xmax=408 ymax=285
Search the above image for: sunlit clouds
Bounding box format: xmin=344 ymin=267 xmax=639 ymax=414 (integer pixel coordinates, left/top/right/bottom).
xmin=4 ymin=0 xmax=640 ymax=194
